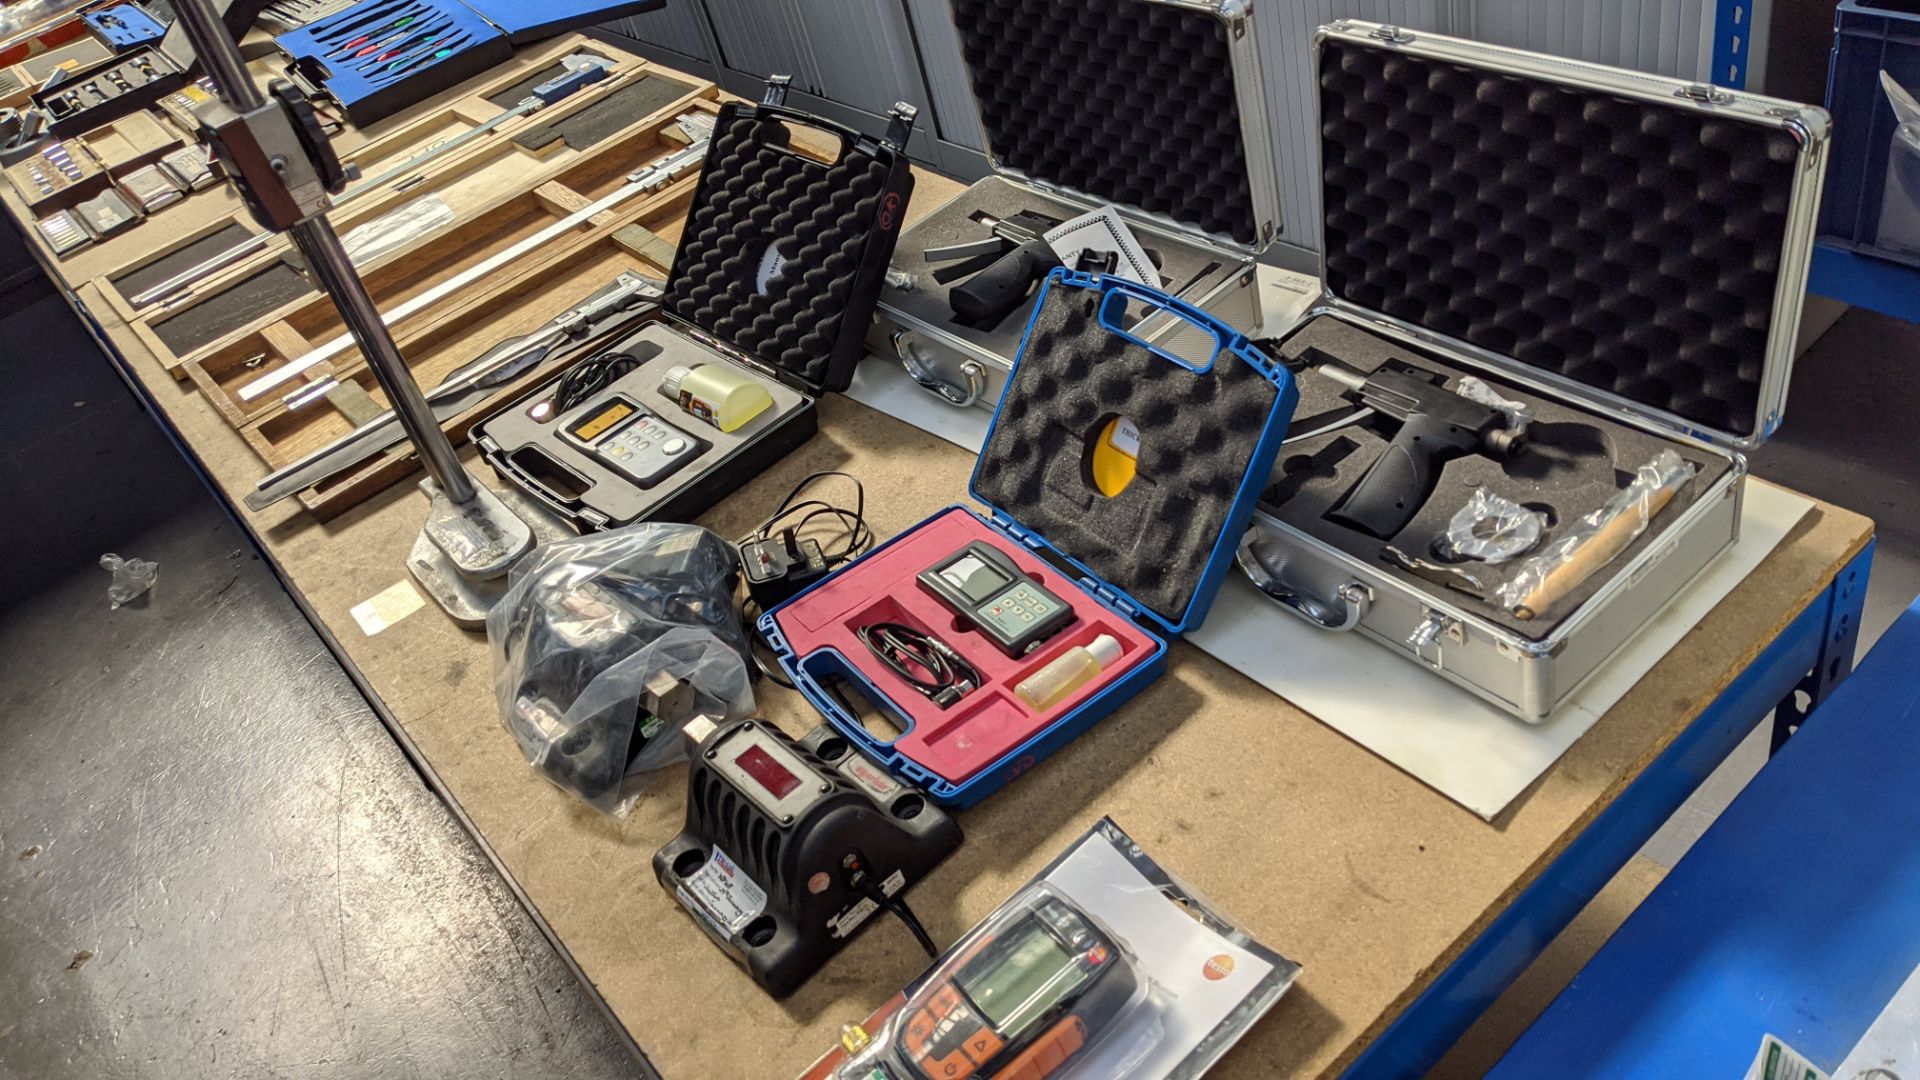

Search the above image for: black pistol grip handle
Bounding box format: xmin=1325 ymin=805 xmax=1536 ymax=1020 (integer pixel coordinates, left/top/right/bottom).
xmin=1331 ymin=412 xmax=1475 ymax=539
xmin=950 ymin=238 xmax=1055 ymax=325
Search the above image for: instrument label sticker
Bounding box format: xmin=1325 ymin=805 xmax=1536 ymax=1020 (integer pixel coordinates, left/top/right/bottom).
xmin=682 ymin=846 xmax=768 ymax=936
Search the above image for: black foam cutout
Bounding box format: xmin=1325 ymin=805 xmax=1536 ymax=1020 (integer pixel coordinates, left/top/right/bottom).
xmin=1319 ymin=40 xmax=1800 ymax=438
xmin=665 ymin=108 xmax=899 ymax=393
xmin=973 ymin=285 xmax=1279 ymax=623
xmin=950 ymin=0 xmax=1257 ymax=246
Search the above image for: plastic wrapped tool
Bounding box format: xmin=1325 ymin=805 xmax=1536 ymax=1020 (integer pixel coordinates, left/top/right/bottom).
xmin=1441 ymin=489 xmax=1546 ymax=564
xmin=486 ymin=523 xmax=751 ymax=815
xmin=1876 ymin=71 xmax=1920 ymax=258
xmin=1498 ymin=449 xmax=1697 ymax=620
xmin=803 ymin=818 xmax=1300 ymax=1080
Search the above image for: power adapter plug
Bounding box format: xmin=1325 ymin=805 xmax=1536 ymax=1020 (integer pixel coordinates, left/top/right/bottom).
xmin=742 ymin=528 xmax=829 ymax=609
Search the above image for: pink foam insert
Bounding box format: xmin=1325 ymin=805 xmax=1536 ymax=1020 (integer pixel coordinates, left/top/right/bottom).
xmin=776 ymin=506 xmax=1156 ymax=784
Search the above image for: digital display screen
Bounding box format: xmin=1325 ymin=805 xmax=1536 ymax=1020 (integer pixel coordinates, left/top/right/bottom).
xmin=938 ymin=553 xmax=1013 ymax=605
xmin=734 ymin=744 xmax=801 ymax=799
xmin=568 ymin=400 xmax=635 ymax=442
xmin=960 ymin=925 xmax=1087 ymax=1033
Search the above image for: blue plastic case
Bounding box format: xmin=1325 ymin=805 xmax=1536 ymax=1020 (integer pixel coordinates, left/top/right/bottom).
xmin=762 ymin=272 xmax=1298 ymax=808
xmin=277 ymin=0 xmax=663 ymax=126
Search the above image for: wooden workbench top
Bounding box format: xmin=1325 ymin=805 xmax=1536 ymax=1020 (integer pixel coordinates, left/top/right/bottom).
xmin=7 ymin=47 xmax=1875 ymax=1079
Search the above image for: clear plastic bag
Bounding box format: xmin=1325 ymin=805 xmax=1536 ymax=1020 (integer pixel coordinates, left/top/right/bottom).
xmin=1454 ymin=376 xmax=1533 ymax=437
xmin=1877 ymin=70 xmax=1920 ymax=258
xmin=1441 ymin=489 xmax=1546 ymax=564
xmin=1497 ymin=449 xmax=1696 ymax=620
xmin=486 ymin=523 xmax=751 ymax=816
xmin=100 ymin=553 xmax=157 ymax=608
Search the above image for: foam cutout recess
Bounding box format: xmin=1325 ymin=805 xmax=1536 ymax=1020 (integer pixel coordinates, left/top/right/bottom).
xmin=950 ymin=0 xmax=1258 ymax=246
xmin=1318 ymin=38 xmax=1801 ymax=438
xmin=773 ymin=507 xmax=1156 ymax=786
xmin=665 ymin=105 xmax=907 ymax=394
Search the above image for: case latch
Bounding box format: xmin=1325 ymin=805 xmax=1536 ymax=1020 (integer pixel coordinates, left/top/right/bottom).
xmin=762 ymin=75 xmax=792 ymax=107
xmin=1406 ymin=610 xmax=1465 ymax=669
xmin=1370 ymin=25 xmax=1416 ymax=44
xmin=1676 ymin=83 xmax=1735 ymax=106
xmin=883 ymin=102 xmax=917 ymax=151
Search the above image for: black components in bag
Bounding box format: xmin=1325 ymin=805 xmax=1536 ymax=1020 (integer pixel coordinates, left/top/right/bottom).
xmin=476 ymin=79 xmax=916 ymax=531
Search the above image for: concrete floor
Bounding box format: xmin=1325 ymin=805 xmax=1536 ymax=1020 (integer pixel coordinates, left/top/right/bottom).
xmin=0 ymin=253 xmax=642 ymax=1074
xmin=1 ymin=207 xmax=1916 ymax=1077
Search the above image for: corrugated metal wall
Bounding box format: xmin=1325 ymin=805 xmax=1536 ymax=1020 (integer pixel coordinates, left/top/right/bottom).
xmin=1461 ymin=0 xmax=1718 ymax=79
xmin=606 ymin=0 xmax=1742 ymax=257
xmin=1260 ymin=1 xmax=1450 ymax=258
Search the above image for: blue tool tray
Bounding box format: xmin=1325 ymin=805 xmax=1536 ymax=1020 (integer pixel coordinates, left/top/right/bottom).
xmin=277 ymin=0 xmax=662 ymax=126
xmin=762 ymin=272 xmax=1299 ymax=807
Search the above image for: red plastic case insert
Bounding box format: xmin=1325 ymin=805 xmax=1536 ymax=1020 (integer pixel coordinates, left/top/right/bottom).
xmin=772 ymin=506 xmax=1155 ymax=785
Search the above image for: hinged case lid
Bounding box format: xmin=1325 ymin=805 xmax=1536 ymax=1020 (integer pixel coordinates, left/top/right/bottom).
xmin=458 ymin=0 xmax=665 ymax=45
xmin=970 ymin=272 xmax=1299 ymax=635
xmin=943 ymin=0 xmax=1283 ymax=256
xmin=1313 ymin=20 xmax=1831 ymax=450
xmin=660 ymin=87 xmax=916 ymax=397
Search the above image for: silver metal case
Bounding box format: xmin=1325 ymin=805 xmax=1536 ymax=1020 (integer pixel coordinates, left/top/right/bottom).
xmin=867 ymin=0 xmax=1283 ymax=409
xmin=1246 ymin=21 xmax=1831 ymax=722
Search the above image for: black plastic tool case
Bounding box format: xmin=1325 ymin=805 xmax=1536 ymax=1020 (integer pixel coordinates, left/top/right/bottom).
xmin=474 ymin=84 xmax=915 ymax=532
xmin=1239 ymin=22 xmax=1831 ymax=722
xmin=867 ymin=0 xmax=1283 ymax=414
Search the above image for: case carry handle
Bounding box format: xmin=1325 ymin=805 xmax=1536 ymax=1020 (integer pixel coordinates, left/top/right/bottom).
xmin=1092 ymin=275 xmax=1233 ymax=372
xmin=1236 ymin=529 xmax=1371 ymax=632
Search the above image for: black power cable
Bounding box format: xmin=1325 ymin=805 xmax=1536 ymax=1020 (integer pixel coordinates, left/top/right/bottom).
xmin=855 ymin=621 xmax=981 ymax=709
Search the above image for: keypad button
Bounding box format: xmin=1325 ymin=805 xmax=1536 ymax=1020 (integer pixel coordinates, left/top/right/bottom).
xmin=1019 ymin=613 xmax=1033 ymax=623
xmin=664 ymin=438 xmax=687 ymax=454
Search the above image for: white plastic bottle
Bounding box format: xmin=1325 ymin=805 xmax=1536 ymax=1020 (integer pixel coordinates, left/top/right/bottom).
xmin=1015 ymin=634 xmax=1122 ymax=710
xmin=660 ymin=364 xmax=774 ymax=433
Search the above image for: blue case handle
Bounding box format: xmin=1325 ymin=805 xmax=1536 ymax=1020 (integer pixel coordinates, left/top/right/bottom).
xmin=1091 ymin=273 xmax=1233 ymax=372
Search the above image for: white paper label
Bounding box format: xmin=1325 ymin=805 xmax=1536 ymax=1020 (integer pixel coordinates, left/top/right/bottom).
xmin=1108 ymin=416 xmax=1142 ymax=458
xmin=350 ymin=580 xmax=425 ymax=636
xmin=681 ymin=846 xmax=768 ymax=936
xmin=829 ymin=869 xmax=904 ymax=939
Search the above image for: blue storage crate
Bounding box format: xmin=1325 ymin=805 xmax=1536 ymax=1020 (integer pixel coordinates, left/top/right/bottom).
xmin=1822 ymin=0 xmax=1920 ymax=267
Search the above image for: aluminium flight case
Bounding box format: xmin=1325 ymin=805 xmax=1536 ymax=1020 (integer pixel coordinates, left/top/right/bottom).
xmin=867 ymin=0 xmax=1284 ymax=411
xmin=1240 ymin=21 xmax=1831 ymax=723
xmin=474 ymin=81 xmax=915 ymax=531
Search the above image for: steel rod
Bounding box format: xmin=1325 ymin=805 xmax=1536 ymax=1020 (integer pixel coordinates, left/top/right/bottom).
xmin=291 ymin=217 xmax=476 ymax=504
xmin=172 ymin=0 xmax=475 ymax=506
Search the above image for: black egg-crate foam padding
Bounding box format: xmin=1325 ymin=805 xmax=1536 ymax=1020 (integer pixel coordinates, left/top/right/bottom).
xmin=483 ymin=48 xmax=613 ymax=108
xmin=950 ymin=0 xmax=1258 ymax=248
xmin=1265 ymin=315 xmax=1734 ymax=640
xmin=886 ymin=176 xmax=1232 ymax=355
xmin=108 ymin=223 xmax=258 ymax=296
xmin=154 ymin=262 xmax=316 ymax=356
xmin=973 ymin=285 xmax=1281 ymax=624
xmin=512 ymin=73 xmax=695 ymax=153
xmin=663 ymin=106 xmax=908 ymax=395
xmin=1318 ymin=39 xmax=1801 ymax=440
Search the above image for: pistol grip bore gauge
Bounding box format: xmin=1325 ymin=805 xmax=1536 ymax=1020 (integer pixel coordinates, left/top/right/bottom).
xmin=171 ymin=0 xmax=532 ymax=628
xmin=654 ymin=717 xmax=961 ymax=998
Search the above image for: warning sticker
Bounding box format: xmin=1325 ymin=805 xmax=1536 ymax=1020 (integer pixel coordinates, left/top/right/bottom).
xmin=830 ymin=869 xmax=905 ymax=939
xmin=681 ymin=847 xmax=769 ymax=937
